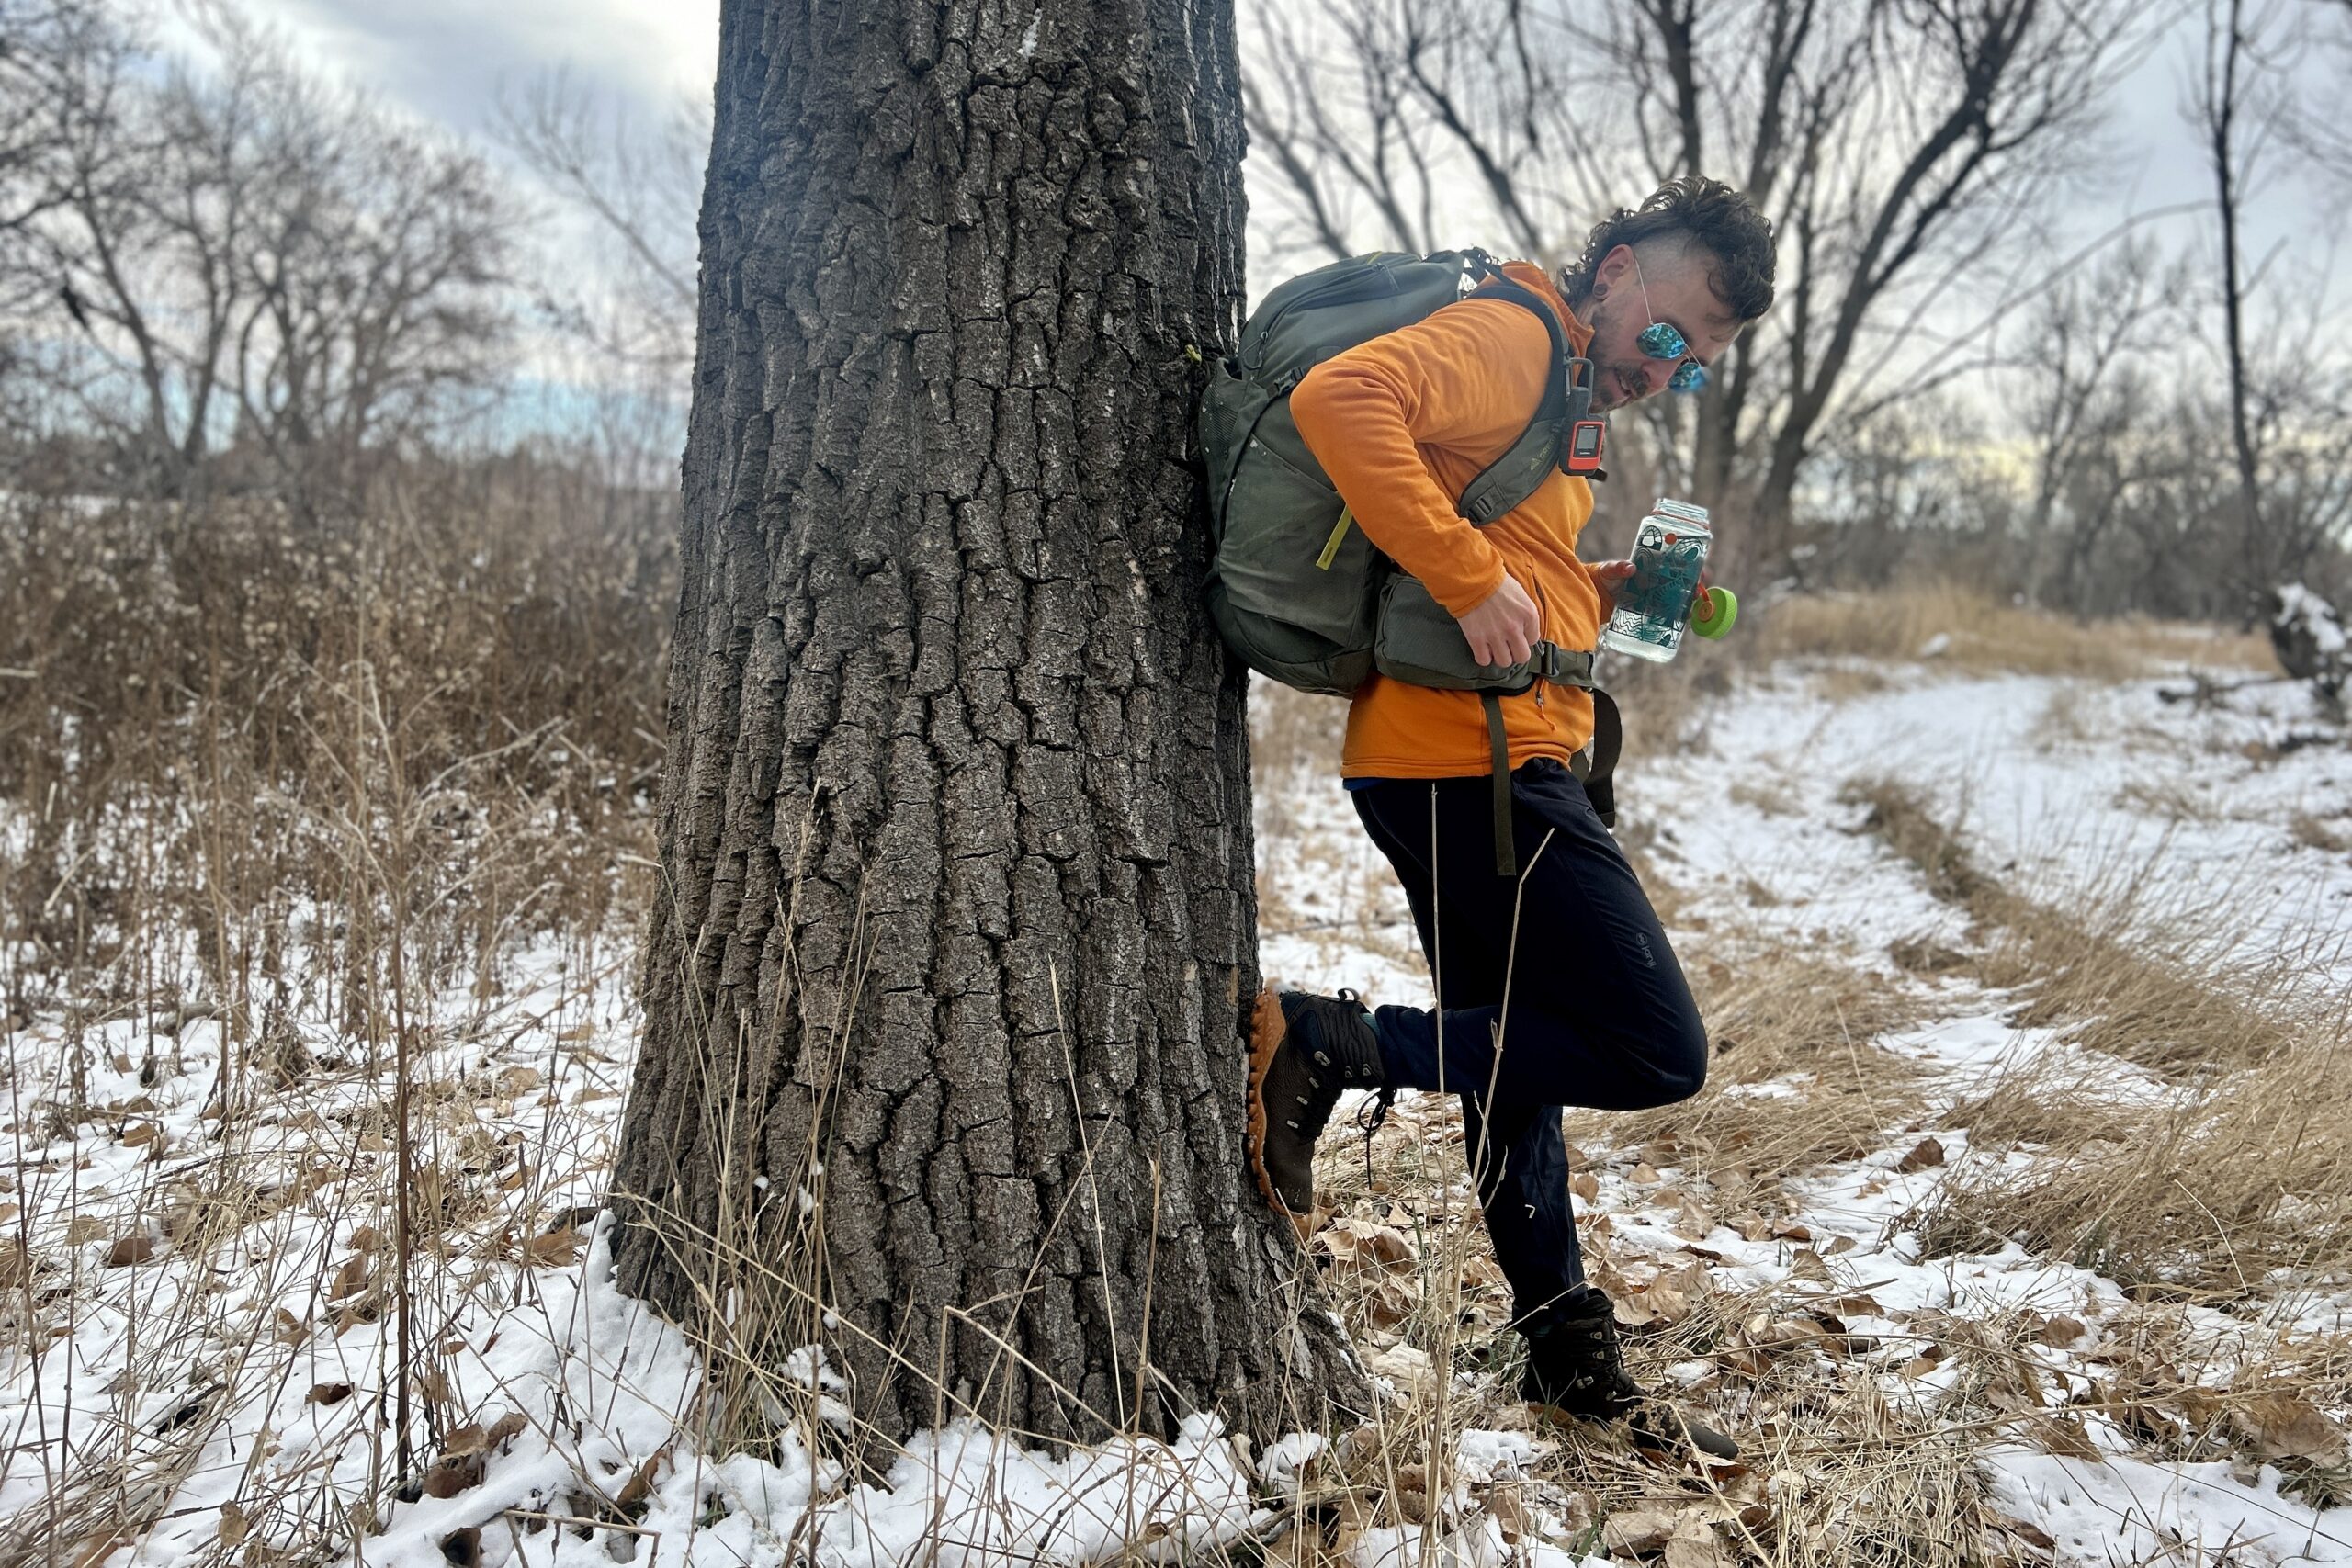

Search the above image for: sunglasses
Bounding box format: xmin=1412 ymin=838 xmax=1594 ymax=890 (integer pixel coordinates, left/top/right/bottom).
xmin=1637 ymin=321 xmax=1709 ymax=394
xmin=1631 ymin=253 xmax=1709 ymax=394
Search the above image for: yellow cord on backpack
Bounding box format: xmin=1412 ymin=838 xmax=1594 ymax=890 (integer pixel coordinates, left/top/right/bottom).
xmin=1315 ymin=507 xmax=1355 ymax=570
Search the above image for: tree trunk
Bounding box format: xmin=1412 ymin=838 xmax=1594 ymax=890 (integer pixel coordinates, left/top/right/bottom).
xmin=2207 ymin=0 xmax=2268 ymax=610
xmin=609 ymin=0 xmax=1363 ymax=1450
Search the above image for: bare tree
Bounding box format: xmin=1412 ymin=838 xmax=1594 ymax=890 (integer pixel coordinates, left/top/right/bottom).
xmin=2007 ymin=240 xmax=2186 ymax=610
xmin=492 ymin=69 xmax=704 ymax=385
xmin=0 ymin=1 xmax=96 ymax=244
xmin=5 ymin=5 xmax=515 ymax=504
xmin=2192 ymin=0 xmax=2300 ymax=609
xmin=1243 ymin=0 xmax=2161 ymax=575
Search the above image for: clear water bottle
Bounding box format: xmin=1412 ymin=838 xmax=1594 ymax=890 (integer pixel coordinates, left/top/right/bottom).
xmin=1600 ymin=499 xmax=1713 ymax=663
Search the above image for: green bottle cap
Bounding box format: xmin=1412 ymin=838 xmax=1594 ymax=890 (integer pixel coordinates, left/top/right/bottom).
xmin=1692 ymin=586 xmax=1737 ymax=639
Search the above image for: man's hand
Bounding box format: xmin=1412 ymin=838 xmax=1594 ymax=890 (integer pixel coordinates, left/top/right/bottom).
xmin=1589 ymin=558 xmax=1714 ymax=622
xmin=1456 ymin=573 xmax=1542 ymax=668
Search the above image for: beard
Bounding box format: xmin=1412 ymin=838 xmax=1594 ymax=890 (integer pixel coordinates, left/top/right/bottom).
xmin=1587 ymin=361 xmax=1642 ymax=413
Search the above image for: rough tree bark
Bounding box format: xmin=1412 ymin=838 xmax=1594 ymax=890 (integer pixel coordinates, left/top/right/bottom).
xmin=609 ymin=0 xmax=1363 ymax=1448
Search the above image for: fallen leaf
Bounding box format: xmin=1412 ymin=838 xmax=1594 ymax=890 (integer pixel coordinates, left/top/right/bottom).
xmin=441 ymin=1423 xmax=489 ymax=1458
xmin=218 ymin=1501 xmax=249 ymax=1548
xmin=1571 ymin=1170 xmax=1600 ymax=1201
xmin=1896 ymin=1137 xmax=1946 ymax=1173
xmin=1601 ymin=1504 xmax=1681 ymax=1554
xmin=1486 ymin=1483 xmax=1530 ymax=1543
xmin=1770 ymin=1220 xmax=1813 ymax=1242
xmin=1628 ymin=1162 xmax=1662 ymax=1185
xmin=496 ymin=1066 xmax=542 ymax=1096
xmin=2025 ymin=1414 xmax=2104 ymax=1462
xmin=1665 ymin=1531 xmax=1734 ymax=1568
xmin=69 ymin=1531 xmax=127 ymax=1568
xmin=1641 ymin=1280 xmax=1690 ymax=1323
xmin=1362 ymin=1273 xmax=1419 ymax=1330
xmin=1321 ymin=1218 xmax=1415 ymax=1269
xmin=422 ymin=1453 xmax=484 ymax=1499
xmin=2037 ymin=1314 xmax=2087 ymax=1348
xmin=1825 ymin=1234 xmax=1857 ymax=1255
xmin=2006 ymin=1517 xmax=2057 ymax=1550
xmin=524 ymin=1227 xmax=583 ymax=1267
xmin=1611 ymin=1292 xmax=1657 ymax=1328
xmin=487 ymin=1410 xmax=528 ymax=1446
xmin=349 ymin=1225 xmax=382 ymax=1253
xmin=106 ymin=1235 xmax=156 ymax=1268
xmin=328 ymin=1254 xmax=369 ymax=1302
xmin=2237 ymin=1393 xmax=2348 ymax=1465
xmin=438 ymin=1526 xmax=481 ymax=1567
xmin=308 ymin=1382 xmax=354 ymax=1405
xmin=1787 ymin=1248 xmax=1832 ymax=1283
xmin=67 ymin=1215 xmax=108 ymax=1244
xmin=1390 ymin=1462 xmax=1430 ymax=1523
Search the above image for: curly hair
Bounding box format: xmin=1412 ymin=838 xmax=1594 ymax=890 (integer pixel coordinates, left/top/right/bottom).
xmin=1557 ymin=176 xmax=1777 ymax=323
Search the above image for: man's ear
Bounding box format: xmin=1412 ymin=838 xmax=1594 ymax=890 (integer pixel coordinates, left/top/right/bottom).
xmin=1591 ymin=243 xmax=1636 ymax=301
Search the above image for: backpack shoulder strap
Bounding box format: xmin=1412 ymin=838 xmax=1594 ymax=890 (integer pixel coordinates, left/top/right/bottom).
xmin=1454 ymin=277 xmax=1596 ymax=526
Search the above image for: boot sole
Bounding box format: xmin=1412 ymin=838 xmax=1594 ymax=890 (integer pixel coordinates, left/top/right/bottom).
xmin=1245 ymin=989 xmax=1315 ymax=1241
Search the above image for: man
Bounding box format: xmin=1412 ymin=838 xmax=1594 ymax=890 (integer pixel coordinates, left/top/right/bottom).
xmin=1245 ymin=177 xmax=1776 ymax=1458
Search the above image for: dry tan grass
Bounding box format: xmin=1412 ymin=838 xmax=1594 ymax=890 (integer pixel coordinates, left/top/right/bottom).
xmin=1922 ymin=1027 xmax=2352 ymax=1304
xmin=2290 ymin=811 xmax=2349 ymax=853
xmin=1834 ymin=778 xmax=2352 ymax=1304
xmin=1838 ymin=777 xmax=2320 ymax=1075
xmin=1752 ymin=585 xmax=2278 ymax=680
xmin=1596 ymin=936 xmax=1929 ymax=1213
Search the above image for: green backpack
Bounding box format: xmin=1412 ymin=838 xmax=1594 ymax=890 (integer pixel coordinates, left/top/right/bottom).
xmin=1196 ymin=249 xmax=1619 ymax=872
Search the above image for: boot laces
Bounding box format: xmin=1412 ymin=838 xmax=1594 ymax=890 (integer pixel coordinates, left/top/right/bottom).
xmin=1329 ymin=988 xmax=1396 ymax=1189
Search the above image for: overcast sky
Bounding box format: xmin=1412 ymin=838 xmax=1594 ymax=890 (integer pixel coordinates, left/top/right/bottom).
xmin=168 ymin=0 xmax=721 ymax=141
xmin=173 ymin=0 xmax=2344 ymax=404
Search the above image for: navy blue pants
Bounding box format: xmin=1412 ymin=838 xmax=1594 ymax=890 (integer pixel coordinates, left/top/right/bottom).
xmin=1351 ymin=759 xmax=1709 ymax=1319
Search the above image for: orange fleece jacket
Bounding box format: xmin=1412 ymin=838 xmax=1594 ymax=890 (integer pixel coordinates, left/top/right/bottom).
xmin=1289 ymin=262 xmax=1601 ymax=779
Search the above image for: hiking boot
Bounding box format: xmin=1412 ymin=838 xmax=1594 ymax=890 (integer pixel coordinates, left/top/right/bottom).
xmin=1519 ymin=1287 xmax=1739 ymax=1461
xmin=1246 ymin=987 xmax=1384 ymax=1236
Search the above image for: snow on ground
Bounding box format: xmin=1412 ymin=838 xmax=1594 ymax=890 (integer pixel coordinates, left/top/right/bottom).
xmin=1648 ymin=665 xmax=2352 ymax=987
xmin=4 ymin=656 xmax=2348 ymax=1566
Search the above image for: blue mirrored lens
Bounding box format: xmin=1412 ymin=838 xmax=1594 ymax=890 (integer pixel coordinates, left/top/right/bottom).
xmin=1670 ymin=362 xmax=1708 ymax=394
xmin=1636 ymin=321 xmax=1687 ymax=360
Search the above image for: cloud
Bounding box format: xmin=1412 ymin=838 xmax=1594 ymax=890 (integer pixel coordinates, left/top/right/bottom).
xmin=192 ymin=0 xmax=719 ymax=135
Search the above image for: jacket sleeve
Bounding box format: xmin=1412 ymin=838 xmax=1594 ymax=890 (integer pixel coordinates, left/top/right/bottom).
xmin=1289 ymin=296 xmax=1554 ymax=617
